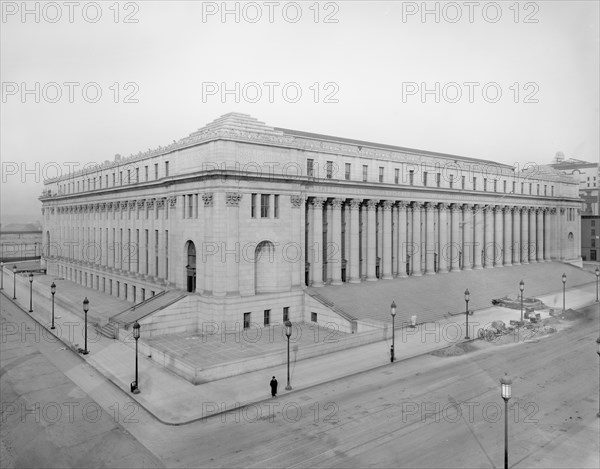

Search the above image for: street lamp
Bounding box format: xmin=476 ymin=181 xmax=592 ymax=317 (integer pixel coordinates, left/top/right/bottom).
xmin=596 ymin=337 xmax=600 ymax=418
xmin=562 ymin=273 xmax=567 ymax=315
xmin=500 ymin=372 xmax=512 ymax=469
xmin=131 ymin=321 xmax=140 ymax=394
xmin=519 ymin=280 xmax=525 ymax=323
xmin=81 ymin=297 xmax=89 ymax=355
xmin=12 ymin=265 xmax=17 ymax=300
xmin=390 ymin=301 xmax=397 ymax=362
xmin=285 ymin=320 xmax=292 ymax=390
xmin=50 ymin=282 xmax=56 ymax=330
xmin=464 ymin=289 xmax=470 ymax=340
xmin=28 ymin=272 xmax=33 ymax=312
xmin=595 ymin=268 xmax=599 ymax=302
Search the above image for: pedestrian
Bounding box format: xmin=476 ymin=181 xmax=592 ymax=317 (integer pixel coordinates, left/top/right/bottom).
xmin=270 ymin=376 xmax=278 ymax=397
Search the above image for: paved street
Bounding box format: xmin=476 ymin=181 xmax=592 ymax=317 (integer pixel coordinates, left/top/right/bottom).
xmin=2 ymin=292 xmax=598 ymax=468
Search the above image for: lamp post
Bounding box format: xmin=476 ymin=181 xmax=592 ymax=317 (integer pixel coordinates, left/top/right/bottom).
xmin=81 ymin=297 xmax=89 ymax=354
xmin=132 ymin=321 xmax=140 ymax=394
xmin=595 ymin=268 xmax=599 ymax=302
xmin=28 ymin=272 xmax=33 ymax=312
xmin=596 ymin=337 xmax=600 ymax=418
xmin=500 ymin=372 xmax=512 ymax=469
xmin=285 ymin=320 xmax=292 ymax=390
xmin=562 ymin=273 xmax=567 ymax=315
xmin=464 ymin=289 xmax=470 ymax=340
xmin=390 ymin=301 xmax=396 ymax=362
xmin=12 ymin=265 xmax=17 ymax=300
xmin=50 ymin=282 xmax=56 ymax=330
xmin=519 ymin=280 xmax=525 ymax=323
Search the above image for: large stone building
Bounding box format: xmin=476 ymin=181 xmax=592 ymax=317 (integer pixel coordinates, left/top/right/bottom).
xmin=39 ymin=113 xmax=582 ymax=333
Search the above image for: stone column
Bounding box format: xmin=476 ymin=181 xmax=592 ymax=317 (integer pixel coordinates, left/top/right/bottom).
xmin=450 ymin=204 xmax=461 ymax=272
xmin=494 ymin=206 xmax=503 ymax=267
xmin=425 ymin=203 xmax=436 ymax=275
xmin=484 ymin=206 xmax=494 ymax=269
xmin=330 ymin=199 xmax=343 ymax=285
xmin=529 ymin=207 xmax=537 ymax=263
xmin=438 ymin=203 xmax=449 ymax=273
xmin=411 ymin=202 xmax=423 ymax=276
xmin=225 ymin=192 xmax=242 ymax=294
xmin=544 ymin=209 xmax=552 ymax=261
xmin=348 ymin=199 xmax=361 ymax=283
xmin=503 ymin=206 xmax=512 ymax=266
xmin=366 ymin=199 xmax=379 ymax=281
xmin=311 ymin=197 xmax=325 ymax=287
xmin=462 ymin=204 xmax=473 ymax=270
xmin=537 ymin=208 xmax=544 ymax=262
xmin=398 ymin=202 xmax=408 ymax=278
xmin=382 ymin=200 xmax=393 ymax=279
xmin=392 ymin=203 xmax=398 ymax=278
xmin=512 ymin=207 xmax=521 ymax=265
xmin=474 ymin=205 xmax=484 ymax=269
xmin=521 ymin=207 xmax=529 ymax=264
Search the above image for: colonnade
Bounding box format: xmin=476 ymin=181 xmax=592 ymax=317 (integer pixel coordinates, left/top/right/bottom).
xmin=306 ymin=197 xmax=558 ymax=287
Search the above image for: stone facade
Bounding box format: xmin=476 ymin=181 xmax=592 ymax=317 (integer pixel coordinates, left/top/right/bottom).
xmin=39 ymin=113 xmax=583 ymax=328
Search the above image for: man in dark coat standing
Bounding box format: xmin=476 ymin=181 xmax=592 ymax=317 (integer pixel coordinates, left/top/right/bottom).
xmin=270 ymin=376 xmax=278 ymax=397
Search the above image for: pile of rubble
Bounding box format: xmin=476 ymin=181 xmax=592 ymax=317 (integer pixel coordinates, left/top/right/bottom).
xmin=478 ymin=318 xmax=559 ymax=345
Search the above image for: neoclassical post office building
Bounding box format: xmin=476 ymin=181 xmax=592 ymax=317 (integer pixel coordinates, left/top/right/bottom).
xmin=40 ymin=113 xmax=582 ymax=334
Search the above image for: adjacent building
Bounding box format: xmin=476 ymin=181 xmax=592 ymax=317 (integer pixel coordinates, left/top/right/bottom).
xmin=39 ymin=113 xmax=583 ymax=333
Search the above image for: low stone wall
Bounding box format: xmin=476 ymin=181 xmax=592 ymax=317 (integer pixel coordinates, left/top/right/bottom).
xmin=136 ymin=321 xmax=395 ymax=384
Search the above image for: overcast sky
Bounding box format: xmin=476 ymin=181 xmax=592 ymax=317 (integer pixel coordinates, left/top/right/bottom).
xmin=1 ymin=0 xmax=598 ymax=222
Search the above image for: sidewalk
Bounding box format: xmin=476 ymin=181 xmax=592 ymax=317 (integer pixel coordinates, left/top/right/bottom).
xmin=1 ymin=267 xmax=598 ymax=425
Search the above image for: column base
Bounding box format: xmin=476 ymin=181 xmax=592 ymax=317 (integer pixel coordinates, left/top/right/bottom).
xmin=366 ymin=276 xmax=378 ymax=282
xmin=398 ymin=273 xmax=409 ymax=278
xmin=331 ymin=280 xmax=343 ymax=286
xmin=312 ymin=282 xmax=324 ymax=288
xmin=484 ymin=265 xmax=493 ymax=269
xmin=474 ymin=265 xmax=483 ymax=270
xmin=348 ymin=278 xmax=361 ymax=284
xmin=512 ymin=262 xmax=521 ymax=266
xmin=438 ymin=269 xmax=449 ymax=274
xmin=504 ymin=263 xmax=512 ymax=267
xmin=382 ymin=275 xmax=393 ymax=280
xmin=412 ymin=271 xmax=423 ymax=277
xmin=494 ymin=264 xmax=504 ymax=268
xmin=521 ymin=261 xmax=529 ymax=265
xmin=450 ymin=267 xmax=461 ymax=273
xmin=425 ymin=271 xmax=436 ymax=275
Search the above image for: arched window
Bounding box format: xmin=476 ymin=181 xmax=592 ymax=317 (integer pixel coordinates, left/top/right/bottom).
xmin=184 ymin=241 xmax=196 ymax=293
xmin=255 ymin=240 xmax=276 ymax=294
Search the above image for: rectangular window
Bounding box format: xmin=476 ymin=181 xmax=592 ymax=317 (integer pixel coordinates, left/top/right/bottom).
xmin=436 ymin=173 xmax=441 ymax=187
xmin=261 ymin=194 xmax=270 ymax=218
xmin=99 ymin=177 xmax=102 ymax=189
xmin=120 ymin=172 xmax=123 ymax=185
xmin=461 ymin=176 xmax=465 ymax=189
xmin=521 ymin=182 xmax=524 ymax=193
xmin=116 ymin=281 xmax=120 ymax=298
xmin=145 ymin=166 xmax=148 ymax=181
xmin=165 ymin=161 xmax=169 ymax=177
xmin=274 ymin=195 xmax=279 ymax=218
xmin=194 ymin=194 xmax=199 ymax=218
xmin=154 ymin=163 xmax=159 ymax=179
xmin=591 ymin=220 xmax=595 ymax=226
xmin=112 ymin=173 xmax=115 ymax=186
xmin=311 ymin=312 xmax=317 ymax=322
xmin=379 ymin=167 xmax=384 ymax=183
xmin=449 ymin=175 xmax=454 ymax=189
xmin=544 ymin=185 xmax=547 ymax=196
xmin=307 ymin=159 xmax=314 ymax=177
xmin=124 ymin=283 xmax=128 ymax=300
xmin=77 ymin=181 xmax=80 ymax=192
xmin=409 ymin=170 xmax=414 ymax=185
xmin=423 ymin=172 xmax=428 ymax=186
xmin=244 ymin=312 xmax=251 ymax=329
xmin=127 ymin=170 xmax=131 ymax=184
xmin=283 ymin=307 xmax=289 ymax=322
xmin=395 ymin=168 xmax=399 ymax=184
xmin=133 ymin=286 xmax=136 ymax=303
xmin=483 ymin=178 xmax=487 ymax=191
xmin=345 ymin=163 xmax=351 ymax=180
xmin=473 ymin=177 xmax=477 ymax=190
xmin=592 ymin=239 xmax=596 ymax=248
xmin=136 ymin=167 xmax=139 ymax=183
xmin=145 ymin=230 xmax=149 ymax=274
xmin=551 ymin=186 xmax=554 ymax=196
xmin=512 ymin=181 xmax=516 ymax=193
xmin=326 ymin=161 xmax=333 ymax=179
xmin=537 ymin=184 xmax=540 ymax=195
xmin=591 ymin=229 xmax=595 ymax=236
xmin=251 ymin=193 xmax=257 ymax=218
xmin=529 ymin=183 xmax=532 ymax=194
xmin=362 ymin=165 xmax=368 ymax=182
xmin=264 ymin=310 xmax=270 ymax=326
xmin=188 ymin=194 xmax=193 ymax=218
xmin=136 ymin=229 xmax=140 ymax=273
xmin=141 ymin=288 xmax=145 ymax=302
